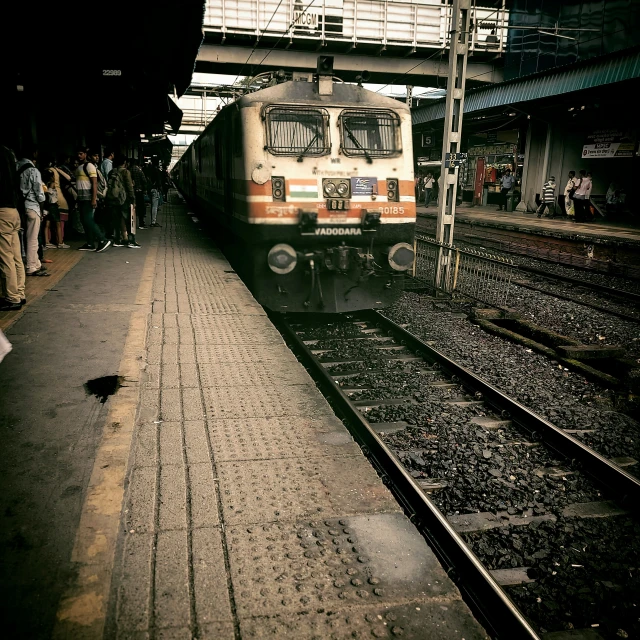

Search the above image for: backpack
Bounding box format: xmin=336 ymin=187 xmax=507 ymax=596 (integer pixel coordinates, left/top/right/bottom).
xmin=83 ymin=163 xmax=107 ymax=199
xmin=106 ymin=168 xmax=127 ymax=205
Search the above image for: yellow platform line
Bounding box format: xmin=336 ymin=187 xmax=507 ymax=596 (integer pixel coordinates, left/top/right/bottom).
xmin=53 ymin=237 xmax=159 ymax=639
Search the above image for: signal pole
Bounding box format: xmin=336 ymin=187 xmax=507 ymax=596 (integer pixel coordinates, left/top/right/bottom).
xmin=435 ymin=0 xmax=471 ymax=290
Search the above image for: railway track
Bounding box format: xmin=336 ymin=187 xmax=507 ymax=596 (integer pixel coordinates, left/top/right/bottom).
xmin=275 ymin=310 xmax=640 ymax=640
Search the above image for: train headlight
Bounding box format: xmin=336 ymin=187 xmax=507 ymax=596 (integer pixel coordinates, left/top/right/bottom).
xmin=323 ymin=181 xmax=336 ymax=196
xmin=336 ymin=181 xmax=350 ymax=197
xmin=268 ymin=244 xmax=298 ymax=275
xmin=387 ymin=242 xmax=414 ymax=272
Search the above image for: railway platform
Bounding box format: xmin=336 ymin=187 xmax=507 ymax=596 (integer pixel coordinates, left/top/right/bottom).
xmin=417 ymin=204 xmax=640 ymax=245
xmin=0 ymin=199 xmax=487 ymax=639
xmin=416 ymin=204 xmax=640 ymax=278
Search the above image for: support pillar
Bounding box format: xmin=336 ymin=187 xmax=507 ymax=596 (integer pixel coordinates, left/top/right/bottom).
xmin=435 ymin=0 xmax=471 ymax=291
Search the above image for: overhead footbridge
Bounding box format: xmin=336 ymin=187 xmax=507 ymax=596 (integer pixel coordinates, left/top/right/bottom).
xmin=198 ymin=0 xmax=507 ymax=86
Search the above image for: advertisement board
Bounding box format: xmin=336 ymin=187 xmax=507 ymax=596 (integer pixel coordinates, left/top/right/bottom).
xmin=582 ymin=129 xmax=636 ymax=158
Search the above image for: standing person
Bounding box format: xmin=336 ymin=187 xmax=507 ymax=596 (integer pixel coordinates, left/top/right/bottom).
xmin=561 ymin=170 xmax=576 ymax=218
xmin=573 ymin=169 xmax=592 ymax=222
xmin=75 ymin=148 xmax=111 ymax=252
xmin=17 ymin=149 xmax=48 ymax=276
xmin=0 ymin=143 xmax=26 ymax=310
xmin=107 ymin=155 xmax=140 ymax=248
xmin=144 ymin=159 xmax=162 ymax=227
xmin=537 ymin=176 xmax=557 ymax=218
xmin=100 ymin=149 xmax=114 ymax=179
xmin=423 ymin=173 xmax=434 ymax=207
xmin=130 ymin=158 xmax=148 ymax=229
xmin=497 ymin=168 xmax=515 ymax=211
xmin=49 ymin=163 xmax=71 ymax=247
xmin=89 ymin=150 xmax=109 ymax=231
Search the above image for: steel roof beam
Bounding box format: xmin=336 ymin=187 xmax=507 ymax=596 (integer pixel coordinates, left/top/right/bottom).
xmin=196 ymin=44 xmax=502 ymax=86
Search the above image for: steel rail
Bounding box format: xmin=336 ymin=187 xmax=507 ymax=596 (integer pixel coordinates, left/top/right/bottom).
xmin=367 ymin=310 xmax=640 ymax=510
xmin=513 ymin=263 xmax=640 ymax=305
xmin=275 ymin=313 xmax=541 ymax=640
xmin=512 ymin=278 xmax=640 ymax=324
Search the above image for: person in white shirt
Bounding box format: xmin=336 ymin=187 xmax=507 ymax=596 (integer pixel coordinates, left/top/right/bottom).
xmin=497 ymin=169 xmax=515 ymax=211
xmin=423 ymin=173 xmax=434 ymax=207
xmin=573 ymin=169 xmax=593 ymax=222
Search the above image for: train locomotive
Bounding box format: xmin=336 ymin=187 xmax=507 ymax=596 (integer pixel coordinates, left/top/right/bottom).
xmin=173 ymin=57 xmax=416 ymax=313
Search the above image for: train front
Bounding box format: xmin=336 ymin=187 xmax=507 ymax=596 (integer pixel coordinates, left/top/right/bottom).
xmin=239 ymin=62 xmax=416 ymax=313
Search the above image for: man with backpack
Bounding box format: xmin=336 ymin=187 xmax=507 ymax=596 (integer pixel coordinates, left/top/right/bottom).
xmin=107 ymin=155 xmax=140 ymax=248
xmin=75 ymin=148 xmax=110 ymax=252
xmin=17 ymin=148 xmax=48 ymax=276
xmin=0 ymin=143 xmax=26 ymax=310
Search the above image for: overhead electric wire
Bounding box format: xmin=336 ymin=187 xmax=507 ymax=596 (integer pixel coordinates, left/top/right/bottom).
xmin=230 ymin=0 xmax=286 ymax=87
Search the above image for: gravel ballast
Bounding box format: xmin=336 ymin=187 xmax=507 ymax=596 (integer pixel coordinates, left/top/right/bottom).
xmin=384 ymin=293 xmax=640 ymax=471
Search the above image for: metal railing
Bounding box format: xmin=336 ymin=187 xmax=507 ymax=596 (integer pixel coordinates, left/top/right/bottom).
xmin=204 ymin=0 xmax=508 ymax=53
xmin=414 ymin=234 xmax=514 ymax=307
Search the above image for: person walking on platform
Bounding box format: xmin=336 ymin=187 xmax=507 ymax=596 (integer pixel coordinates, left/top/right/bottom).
xmin=17 ymin=149 xmax=48 ymax=276
xmin=75 ymin=148 xmax=111 ymax=252
xmin=101 ymin=150 xmax=114 ymax=179
xmin=537 ymin=176 xmax=557 ymax=218
xmin=130 ymin=158 xmax=148 ymax=229
xmin=573 ymin=169 xmax=592 ymax=222
xmin=423 ymin=173 xmax=434 ymax=207
xmin=561 ymin=170 xmax=577 ymax=218
xmin=497 ymin=168 xmax=515 ymax=211
xmin=0 ymin=144 xmax=26 ymax=310
xmin=144 ymin=159 xmax=163 ymax=227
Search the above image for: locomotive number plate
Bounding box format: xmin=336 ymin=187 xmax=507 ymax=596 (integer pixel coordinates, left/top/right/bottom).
xmin=327 ymin=199 xmax=350 ymax=211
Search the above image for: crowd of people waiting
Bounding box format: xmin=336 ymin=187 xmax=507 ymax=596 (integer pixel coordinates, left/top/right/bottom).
xmin=0 ymin=143 xmax=172 ymax=311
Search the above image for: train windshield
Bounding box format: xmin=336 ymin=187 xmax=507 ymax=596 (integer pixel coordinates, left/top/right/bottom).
xmin=339 ymin=109 xmax=401 ymax=159
xmin=264 ymin=106 xmax=330 ymax=157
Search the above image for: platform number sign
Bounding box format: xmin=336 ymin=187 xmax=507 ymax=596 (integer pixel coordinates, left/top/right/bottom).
xmin=422 ymin=134 xmax=433 ymax=148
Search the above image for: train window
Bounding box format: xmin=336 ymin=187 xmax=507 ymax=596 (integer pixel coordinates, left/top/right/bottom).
xmin=264 ymin=106 xmax=330 ymax=157
xmin=339 ymin=109 xmax=401 ymax=158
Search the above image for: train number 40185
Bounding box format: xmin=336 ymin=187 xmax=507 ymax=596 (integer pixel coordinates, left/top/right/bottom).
xmin=378 ymin=206 xmax=405 ymax=215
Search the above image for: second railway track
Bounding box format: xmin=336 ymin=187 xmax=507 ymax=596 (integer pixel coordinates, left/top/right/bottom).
xmin=275 ymin=310 xmax=640 ymax=640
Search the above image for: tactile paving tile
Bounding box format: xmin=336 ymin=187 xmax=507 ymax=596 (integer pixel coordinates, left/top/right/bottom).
xmin=190 ymin=316 xmax=283 ymax=345
xmin=218 ymin=457 xmax=399 ymax=525
xmin=227 ymin=512 xmax=455 ymax=618
xmin=198 ymin=362 xmax=313 ymax=388
xmin=189 ymin=300 xmax=266 ymax=316
xmin=202 ymin=385 xmax=332 ymax=420
xmin=194 ymin=342 xmax=297 ymax=364
xmin=207 ymin=416 xmax=360 ymax=461
xmin=238 ymin=600 xmax=488 ymax=639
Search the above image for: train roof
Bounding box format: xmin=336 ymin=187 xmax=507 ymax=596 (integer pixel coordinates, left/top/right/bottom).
xmin=234 ymin=80 xmax=412 ymax=113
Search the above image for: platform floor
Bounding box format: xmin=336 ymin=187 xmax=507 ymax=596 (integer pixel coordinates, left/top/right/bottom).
xmin=0 ymin=200 xmax=487 ymax=639
xmin=417 ymin=203 xmax=640 ymax=245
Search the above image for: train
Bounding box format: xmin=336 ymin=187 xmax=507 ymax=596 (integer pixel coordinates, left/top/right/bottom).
xmin=173 ymin=57 xmax=416 ymax=313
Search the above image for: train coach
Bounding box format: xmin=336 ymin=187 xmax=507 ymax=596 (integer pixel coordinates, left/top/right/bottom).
xmin=173 ymin=57 xmax=416 ymax=313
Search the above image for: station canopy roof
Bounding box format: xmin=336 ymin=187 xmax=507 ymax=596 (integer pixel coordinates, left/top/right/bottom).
xmin=0 ymin=0 xmax=205 ymax=142
xmin=412 ymin=45 xmax=640 ymax=127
